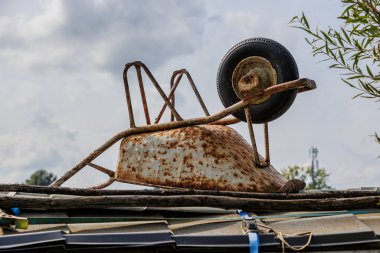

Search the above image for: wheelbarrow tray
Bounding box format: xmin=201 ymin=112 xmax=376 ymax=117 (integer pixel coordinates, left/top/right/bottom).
xmin=115 ymin=125 xmax=286 ymax=192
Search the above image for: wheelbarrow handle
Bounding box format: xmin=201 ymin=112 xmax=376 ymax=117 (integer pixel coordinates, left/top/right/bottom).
xmin=264 ymin=78 xmax=316 ymax=96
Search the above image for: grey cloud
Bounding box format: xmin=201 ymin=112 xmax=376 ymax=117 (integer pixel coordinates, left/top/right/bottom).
xmin=0 ymin=0 xmax=40 ymax=16
xmin=33 ymin=112 xmax=57 ymax=128
xmin=0 ymin=0 xmax=206 ymax=74
xmin=0 ymin=120 xmax=78 ymax=183
xmin=32 ymin=112 xmax=78 ymax=140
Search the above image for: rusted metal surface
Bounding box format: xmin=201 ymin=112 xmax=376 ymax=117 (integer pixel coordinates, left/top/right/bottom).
xmin=264 ymin=122 xmax=270 ymax=163
xmin=244 ymin=107 xmax=262 ymax=167
xmin=155 ymin=69 xmax=210 ymax=124
xmin=124 ymin=62 xmax=211 ymax=128
xmin=51 ymin=76 xmax=316 ymax=187
xmin=233 ymin=56 xmax=277 ymax=103
xmin=155 ymin=70 xmax=183 ymax=124
xmin=170 ymin=70 xmax=177 ymax=122
xmin=123 ymin=61 xmax=183 ymax=128
xmin=115 ymin=125 xmax=286 ymax=192
xmin=242 ymin=102 xmax=270 ymax=168
xmin=271 ymin=78 xmax=316 ymax=94
xmin=237 ymin=71 xmax=261 ymax=98
xmin=135 ymin=65 xmax=151 ymax=125
xmin=90 ymin=178 xmax=115 ymax=190
xmin=278 ymin=179 xmax=306 ymax=194
xmin=183 ymin=70 xmax=210 ymax=116
xmin=86 ymin=163 xmax=115 ymax=178
xmin=209 ymin=117 xmax=240 ymax=126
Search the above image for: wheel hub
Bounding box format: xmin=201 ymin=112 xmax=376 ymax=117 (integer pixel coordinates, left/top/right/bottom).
xmin=232 ymin=56 xmax=277 ymax=104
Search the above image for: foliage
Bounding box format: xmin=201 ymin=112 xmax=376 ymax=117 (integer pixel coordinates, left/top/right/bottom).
xmin=282 ymin=165 xmax=333 ymax=189
xmin=25 ymin=169 xmax=57 ymax=186
xmin=290 ymin=0 xmax=380 ymax=100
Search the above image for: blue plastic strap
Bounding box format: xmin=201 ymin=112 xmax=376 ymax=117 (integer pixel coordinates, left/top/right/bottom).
xmin=248 ymin=232 xmax=259 ymax=253
xmin=239 ymin=210 xmax=260 ymax=253
xmin=11 ymin=207 xmax=21 ymax=216
xmin=239 ymin=210 xmax=250 ymax=219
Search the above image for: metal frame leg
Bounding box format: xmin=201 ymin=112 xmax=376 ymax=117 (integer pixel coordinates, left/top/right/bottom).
xmin=244 ymin=106 xmax=270 ymax=168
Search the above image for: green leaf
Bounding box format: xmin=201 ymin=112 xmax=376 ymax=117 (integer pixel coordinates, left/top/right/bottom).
xmin=354 ymin=39 xmax=363 ymax=50
xmin=353 ymin=57 xmax=359 ymax=68
xmin=352 ymin=92 xmax=364 ymax=99
xmin=289 ymin=16 xmax=299 ymax=23
xmin=364 ymin=82 xmax=377 ymax=93
xmin=341 ymin=27 xmax=351 ymax=43
xmin=366 ymin=65 xmax=374 ymax=77
xmin=321 ymin=31 xmax=336 ymax=45
xmin=342 ymin=78 xmax=357 ymax=88
xmin=337 ymin=33 xmax=345 ymax=46
xmin=329 ymin=63 xmax=340 ymax=68
xmin=302 ymin=12 xmax=310 ymax=29
xmin=350 ymin=24 xmax=360 ymax=36
xmin=347 ymin=75 xmax=365 ymax=79
xmin=338 ymin=49 xmax=346 ymax=65
xmin=340 ymin=3 xmax=356 ymax=18
xmin=317 ymin=58 xmax=331 ymax=63
xmin=328 ymin=47 xmax=337 ymax=60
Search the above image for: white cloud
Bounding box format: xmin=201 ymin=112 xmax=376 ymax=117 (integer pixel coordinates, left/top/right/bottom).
xmin=0 ymin=113 xmax=78 ymax=183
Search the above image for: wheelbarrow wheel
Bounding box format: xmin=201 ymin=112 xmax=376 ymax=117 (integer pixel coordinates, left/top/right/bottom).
xmin=217 ymin=37 xmax=299 ymax=123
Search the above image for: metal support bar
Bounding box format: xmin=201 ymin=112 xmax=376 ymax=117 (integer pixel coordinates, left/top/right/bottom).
xmin=123 ymin=61 xmax=183 ymax=128
xmin=155 ymin=69 xmax=210 ymax=124
xmin=135 ymin=65 xmax=151 ymax=125
xmin=271 ymin=78 xmax=316 ymax=94
xmin=209 ymin=117 xmax=240 ymax=125
xmin=89 ymin=177 xmax=115 ymax=190
xmin=139 ymin=62 xmax=183 ymax=121
xmin=244 ymin=107 xmax=261 ymax=167
xmin=170 ymin=73 xmax=177 ymax=122
xmin=184 ymin=71 xmax=210 ymax=116
xmin=86 ymin=163 xmax=115 ymax=178
xmin=122 ymin=66 xmax=136 ymax=128
xmin=264 ymin=122 xmax=270 ymax=164
xmin=154 ymin=72 xmax=184 ymax=123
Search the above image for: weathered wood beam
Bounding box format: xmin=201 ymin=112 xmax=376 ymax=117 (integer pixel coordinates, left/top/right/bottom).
xmin=0 ymin=194 xmax=380 ymax=211
xmin=0 ymin=184 xmax=379 ymax=199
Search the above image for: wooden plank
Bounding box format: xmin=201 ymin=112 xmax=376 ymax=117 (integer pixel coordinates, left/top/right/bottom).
xmin=1 ymin=194 xmax=380 ymax=212
xmin=1 ymin=184 xmax=380 ymax=199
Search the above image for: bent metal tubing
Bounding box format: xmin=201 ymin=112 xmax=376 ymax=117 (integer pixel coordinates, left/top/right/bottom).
xmin=51 ymin=78 xmax=316 ymax=187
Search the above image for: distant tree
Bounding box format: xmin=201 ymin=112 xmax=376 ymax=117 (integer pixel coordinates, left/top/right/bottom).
xmin=282 ymin=165 xmax=333 ymax=189
xmin=290 ymin=0 xmax=380 ymax=101
xmin=25 ymin=169 xmax=57 ymax=186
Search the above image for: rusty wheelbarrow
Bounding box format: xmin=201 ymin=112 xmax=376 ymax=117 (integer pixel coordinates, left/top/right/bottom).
xmin=51 ymin=37 xmax=316 ymax=193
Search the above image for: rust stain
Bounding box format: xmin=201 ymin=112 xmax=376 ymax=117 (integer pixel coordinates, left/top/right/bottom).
xmin=115 ymin=125 xmax=286 ymax=192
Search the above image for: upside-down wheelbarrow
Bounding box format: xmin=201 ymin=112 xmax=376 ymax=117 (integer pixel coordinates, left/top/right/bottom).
xmin=51 ymin=38 xmax=316 ymax=193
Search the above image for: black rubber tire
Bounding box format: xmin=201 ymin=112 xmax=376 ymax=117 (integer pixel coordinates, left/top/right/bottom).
xmin=217 ymin=38 xmax=299 ymax=123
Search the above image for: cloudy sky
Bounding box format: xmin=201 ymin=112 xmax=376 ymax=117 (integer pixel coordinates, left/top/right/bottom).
xmin=0 ymin=0 xmax=378 ymax=189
